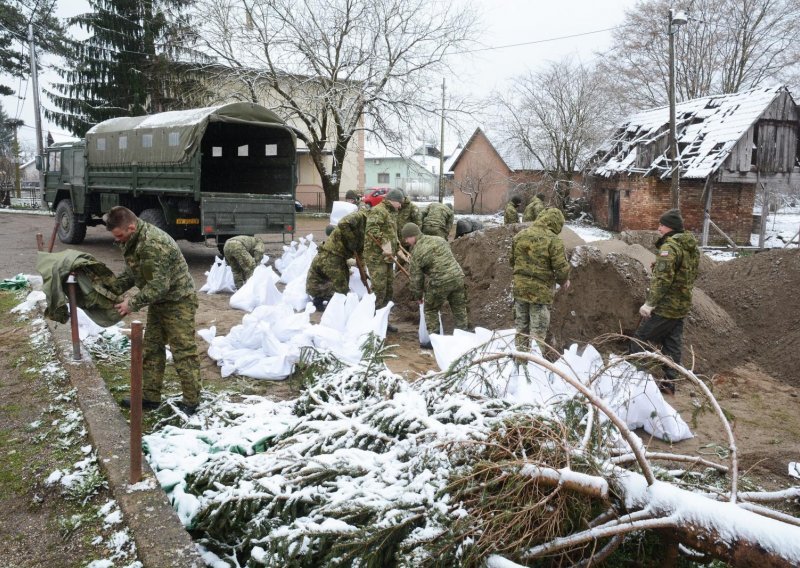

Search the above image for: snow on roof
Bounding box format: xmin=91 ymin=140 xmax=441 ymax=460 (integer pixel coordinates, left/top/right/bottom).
xmin=593 ymin=85 xmax=788 ymax=179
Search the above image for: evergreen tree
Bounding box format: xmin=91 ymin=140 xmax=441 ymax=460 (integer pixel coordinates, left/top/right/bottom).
xmin=0 ymin=0 xmax=68 ymax=96
xmin=45 ymin=0 xmax=209 ymax=136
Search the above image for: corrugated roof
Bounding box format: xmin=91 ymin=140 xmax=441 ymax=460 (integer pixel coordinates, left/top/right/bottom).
xmin=592 ymin=85 xmax=788 ymax=179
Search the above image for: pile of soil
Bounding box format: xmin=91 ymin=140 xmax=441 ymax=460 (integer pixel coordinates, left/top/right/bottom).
xmin=697 ymin=249 xmax=800 ymax=386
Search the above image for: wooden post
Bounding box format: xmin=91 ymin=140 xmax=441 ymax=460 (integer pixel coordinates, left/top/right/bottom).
xmin=36 ymin=232 xmax=44 ymax=252
xmin=701 ymin=177 xmax=713 ymax=247
xmin=758 ymin=181 xmax=768 ymax=249
xmin=129 ymin=320 xmax=143 ymax=484
xmin=48 ymin=219 xmax=59 ymax=252
xmin=65 ymin=273 xmax=81 ymax=361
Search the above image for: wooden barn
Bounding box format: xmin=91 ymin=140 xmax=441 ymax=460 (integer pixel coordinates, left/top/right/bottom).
xmin=589 ymin=86 xmax=799 ymax=244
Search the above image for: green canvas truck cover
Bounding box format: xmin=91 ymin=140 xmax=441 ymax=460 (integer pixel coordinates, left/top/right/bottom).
xmin=84 ymin=102 xmax=296 ymax=166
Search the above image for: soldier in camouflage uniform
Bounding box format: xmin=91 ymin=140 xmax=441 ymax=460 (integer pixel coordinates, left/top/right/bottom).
xmin=402 ymin=223 xmax=468 ymax=348
xmin=504 ymin=195 xmax=522 ymax=224
xmin=522 ymin=193 xmax=545 ymax=222
xmin=305 ymin=210 xmax=367 ymax=310
xmin=629 ymin=209 xmax=699 ymax=395
xmin=420 ymin=201 xmax=454 ymax=239
xmin=223 ymin=235 xmax=266 ymax=289
xmin=510 ymin=207 xmax=571 ymax=353
xmin=105 ymin=206 xmax=201 ymax=414
xmin=364 ymin=188 xmax=403 ymax=313
xmin=395 ymin=193 xmax=422 ymax=243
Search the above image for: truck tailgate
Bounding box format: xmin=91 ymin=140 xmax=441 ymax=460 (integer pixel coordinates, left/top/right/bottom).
xmin=201 ymin=193 xmax=295 ymax=237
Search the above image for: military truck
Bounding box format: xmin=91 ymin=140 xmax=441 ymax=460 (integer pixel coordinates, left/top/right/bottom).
xmin=44 ymin=102 xmax=298 ymax=248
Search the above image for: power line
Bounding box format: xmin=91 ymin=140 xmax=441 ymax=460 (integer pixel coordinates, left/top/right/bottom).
xmin=446 ymin=26 xmax=621 ymax=56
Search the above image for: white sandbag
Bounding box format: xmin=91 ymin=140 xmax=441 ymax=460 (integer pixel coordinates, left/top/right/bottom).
xmin=418 ymin=303 xmax=430 ymax=345
xmin=229 ymin=265 xmax=282 ymax=312
xmin=199 ymin=256 xmax=236 ymax=294
xmin=197 ymin=326 xmax=216 ymax=344
xmin=348 ymin=267 xmax=368 ymax=299
xmin=330 ymin=201 xmax=358 ymax=225
xmin=278 ymin=240 xmax=317 ymax=284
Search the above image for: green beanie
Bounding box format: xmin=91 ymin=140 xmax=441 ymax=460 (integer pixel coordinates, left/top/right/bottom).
xmin=659 ymin=209 xmax=684 ymax=231
xmin=386 ymin=188 xmax=404 ymax=203
xmin=401 ymin=222 xmax=421 ymax=239
xmin=345 ymin=190 xmax=358 ymax=201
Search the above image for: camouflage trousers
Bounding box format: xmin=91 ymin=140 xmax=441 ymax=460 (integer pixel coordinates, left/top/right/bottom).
xmin=365 ymin=253 xmax=394 ymax=309
xmin=424 ymin=280 xmax=469 ymax=334
xmin=305 ymin=251 xmax=349 ymax=303
xmin=143 ymin=296 xmax=201 ymax=406
xmin=514 ymin=300 xmax=551 ymax=353
xmin=223 ymin=240 xmax=263 ymax=289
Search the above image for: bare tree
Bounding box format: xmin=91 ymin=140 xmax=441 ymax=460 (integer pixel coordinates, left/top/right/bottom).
xmin=191 ymin=0 xmax=478 ymax=210
xmin=599 ymin=0 xmax=800 ymax=109
xmin=499 ymin=58 xmax=614 ymax=208
xmin=455 ymin=165 xmax=493 ymax=214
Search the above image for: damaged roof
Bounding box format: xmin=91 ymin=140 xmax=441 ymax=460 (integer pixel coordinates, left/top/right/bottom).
xmin=592 ymin=85 xmax=789 ymax=179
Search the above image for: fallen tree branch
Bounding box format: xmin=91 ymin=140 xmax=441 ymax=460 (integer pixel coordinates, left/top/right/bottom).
xmin=519 ymin=465 xmax=609 ymax=500
xmin=610 ymin=451 xmax=729 ymax=473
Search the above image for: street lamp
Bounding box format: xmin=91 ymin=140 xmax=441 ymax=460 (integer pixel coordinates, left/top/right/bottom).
xmin=668 ymin=9 xmax=687 ymax=208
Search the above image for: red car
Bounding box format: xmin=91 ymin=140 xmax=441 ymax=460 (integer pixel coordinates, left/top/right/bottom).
xmin=362 ymin=187 xmax=389 ymax=207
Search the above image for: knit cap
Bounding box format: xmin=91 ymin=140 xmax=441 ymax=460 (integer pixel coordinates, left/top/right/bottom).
xmin=386 ymin=188 xmax=404 ymax=203
xmin=401 ymin=222 xmax=421 ymax=238
xmin=659 ymin=209 xmax=684 ymax=231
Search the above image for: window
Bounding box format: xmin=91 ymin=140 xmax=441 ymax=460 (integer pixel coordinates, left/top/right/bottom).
xmin=141 ymin=134 xmax=153 ymax=148
xmin=377 ymin=173 xmax=390 ymax=184
xmin=96 ymin=138 xmax=106 ymax=151
xmin=118 ymin=136 xmax=127 ymax=150
xmin=168 ymin=132 xmax=180 ymax=147
xmin=212 ymin=146 xmax=222 ymax=157
xmin=48 ymin=151 xmax=61 ymax=172
xmin=265 ymin=144 xmax=277 ymax=156
xmin=238 ymin=144 xmax=249 ymax=157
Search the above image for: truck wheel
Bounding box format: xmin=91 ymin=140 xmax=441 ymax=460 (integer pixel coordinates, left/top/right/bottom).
xmin=55 ymin=199 xmax=87 ymax=244
xmin=139 ymin=208 xmax=168 ymax=232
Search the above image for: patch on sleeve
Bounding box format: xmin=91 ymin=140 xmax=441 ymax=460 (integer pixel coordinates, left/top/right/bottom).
xmin=660 ymin=251 xmax=670 ymax=256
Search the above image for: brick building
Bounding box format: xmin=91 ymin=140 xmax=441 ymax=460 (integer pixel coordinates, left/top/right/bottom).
xmin=590 ymin=86 xmax=799 ymax=244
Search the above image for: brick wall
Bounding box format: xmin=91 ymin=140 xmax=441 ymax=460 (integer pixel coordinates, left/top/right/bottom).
xmin=588 ymin=175 xmax=755 ymax=244
xmin=452 ymin=131 xmax=511 ymax=214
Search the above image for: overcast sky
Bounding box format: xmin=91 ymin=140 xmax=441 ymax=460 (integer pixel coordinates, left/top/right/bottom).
xmin=3 ymin=0 xmax=639 ymax=151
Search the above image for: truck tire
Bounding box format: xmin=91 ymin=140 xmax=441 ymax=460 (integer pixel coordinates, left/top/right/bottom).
xmin=55 ymin=199 xmax=87 ymax=244
xmin=139 ymin=208 xmax=168 ymax=232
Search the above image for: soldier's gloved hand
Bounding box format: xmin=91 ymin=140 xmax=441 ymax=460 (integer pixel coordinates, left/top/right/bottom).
xmin=639 ymin=303 xmax=655 ymax=319
xmin=346 ymin=258 xmax=357 ymax=268
xmin=381 ymin=241 xmax=393 ymax=259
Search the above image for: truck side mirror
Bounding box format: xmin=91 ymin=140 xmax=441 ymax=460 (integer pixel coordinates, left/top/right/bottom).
xmin=35 ymin=155 xmax=42 ymax=171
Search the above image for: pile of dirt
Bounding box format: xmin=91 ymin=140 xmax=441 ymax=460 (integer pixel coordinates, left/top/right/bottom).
xmin=393 ymin=224 xmax=584 ymax=329
xmin=696 ymin=249 xmax=800 ymax=386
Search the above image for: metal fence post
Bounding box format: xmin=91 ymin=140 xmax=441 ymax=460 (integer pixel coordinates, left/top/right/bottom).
xmin=129 ymin=320 xmax=143 ymax=484
xmin=66 ymin=273 xmax=81 ymax=360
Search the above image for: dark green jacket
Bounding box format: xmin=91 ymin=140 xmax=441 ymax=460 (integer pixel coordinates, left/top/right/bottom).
xmin=421 ymin=202 xmax=454 ymax=239
xmin=111 ymin=220 xmax=195 ymax=312
xmin=648 ymin=231 xmax=699 ymax=319
xmin=510 ymin=208 xmax=570 ymax=305
xmin=227 ymin=235 xmax=265 ymax=263
xmin=504 ymin=202 xmax=519 ymax=224
xmin=364 ymin=201 xmax=398 ymax=258
xmin=396 ymin=198 xmax=422 ymax=242
xmin=409 ymin=234 xmax=464 ymax=300
xmin=522 ymin=197 xmax=544 ymax=222
xmin=337 ymin=209 xmax=368 ymax=257
xmin=36 ymin=249 xmax=123 ymax=327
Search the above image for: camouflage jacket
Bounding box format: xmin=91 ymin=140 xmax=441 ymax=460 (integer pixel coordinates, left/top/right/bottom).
xmin=227 ymin=235 xmax=265 ymax=263
xmin=421 ymin=202 xmax=454 ymax=239
xmin=522 ymin=197 xmax=544 ymax=222
xmin=112 ymin=220 xmax=195 ymax=311
xmin=364 ymin=201 xmax=398 ymax=258
xmin=396 ymin=198 xmax=422 ymax=242
xmin=337 ymin=209 xmax=368 ymax=257
xmin=409 ymin=234 xmax=464 ymax=299
xmin=510 ymin=208 xmax=570 ymax=304
xmin=648 ymin=230 xmax=699 ymax=319
xmin=504 ymin=202 xmax=519 ymax=224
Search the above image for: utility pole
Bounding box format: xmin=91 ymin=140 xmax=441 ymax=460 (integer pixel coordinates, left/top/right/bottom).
xmin=668 ymin=9 xmax=687 ymax=209
xmin=28 ymin=24 xmax=45 ymax=194
xmin=438 ymin=78 xmax=445 ymax=203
